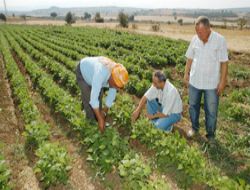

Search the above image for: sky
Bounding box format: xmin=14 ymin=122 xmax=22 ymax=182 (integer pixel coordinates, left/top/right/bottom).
xmin=1 ymin=0 xmax=250 ymax=11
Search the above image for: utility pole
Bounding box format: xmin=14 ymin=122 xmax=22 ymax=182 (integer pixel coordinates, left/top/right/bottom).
xmin=3 ymin=0 xmax=7 ymax=16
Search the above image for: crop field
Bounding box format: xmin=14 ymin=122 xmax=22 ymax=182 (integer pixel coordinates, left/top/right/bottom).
xmin=0 ymin=24 xmax=249 ymax=190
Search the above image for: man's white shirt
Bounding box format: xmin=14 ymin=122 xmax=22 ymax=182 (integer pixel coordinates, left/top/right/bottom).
xmin=144 ymin=80 xmax=183 ymax=116
xmin=185 ymin=31 xmax=229 ymax=90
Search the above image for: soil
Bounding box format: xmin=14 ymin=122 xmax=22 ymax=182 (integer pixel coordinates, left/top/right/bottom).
xmin=0 ymin=54 xmax=40 ymax=190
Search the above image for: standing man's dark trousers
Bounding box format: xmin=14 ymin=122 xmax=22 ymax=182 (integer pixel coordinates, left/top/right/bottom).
xmin=75 ymin=63 xmax=103 ymax=121
xmin=189 ymin=84 xmax=219 ymax=139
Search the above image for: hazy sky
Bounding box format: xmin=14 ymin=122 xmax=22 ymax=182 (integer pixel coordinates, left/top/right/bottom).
xmin=1 ymin=0 xmax=250 ymax=11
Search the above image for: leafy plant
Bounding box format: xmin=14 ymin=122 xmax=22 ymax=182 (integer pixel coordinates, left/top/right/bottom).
xmin=34 ymin=143 xmax=71 ymax=187
xmin=119 ymin=153 xmax=151 ymax=189
xmin=83 ymin=126 xmax=128 ymax=174
xmin=23 ymin=122 xmax=50 ymax=147
xmin=0 ymin=155 xmax=11 ymax=190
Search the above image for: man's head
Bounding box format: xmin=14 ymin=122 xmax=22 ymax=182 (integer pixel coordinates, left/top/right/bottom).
xmin=152 ymin=71 xmax=166 ymax=90
xmin=195 ymin=16 xmax=211 ymax=42
xmin=109 ymin=64 xmax=129 ymax=89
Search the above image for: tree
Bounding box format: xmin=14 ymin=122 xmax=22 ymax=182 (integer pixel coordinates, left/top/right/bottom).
xmin=237 ymin=18 xmax=247 ymax=30
xmin=128 ymin=15 xmax=135 ymax=22
xmin=20 ymin=14 xmax=26 ymax=24
xmin=177 ymin=18 xmax=183 ymax=26
xmin=151 ymin=24 xmax=160 ymax=32
xmin=94 ymin=12 xmax=104 ymax=23
xmin=118 ymin=12 xmax=129 ymax=28
xmin=0 ymin=13 xmax=6 ymax=22
xmin=50 ymin=12 xmax=57 ymax=19
xmin=83 ymin=12 xmax=91 ymax=20
xmin=65 ymin=12 xmax=76 ymax=25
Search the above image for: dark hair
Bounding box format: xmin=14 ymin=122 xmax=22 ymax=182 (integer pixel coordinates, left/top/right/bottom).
xmin=195 ymin=16 xmax=210 ymax=27
xmin=153 ymin=70 xmax=166 ymax=82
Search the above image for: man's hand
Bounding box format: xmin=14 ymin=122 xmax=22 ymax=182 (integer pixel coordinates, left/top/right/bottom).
xmin=217 ymin=62 xmax=228 ymax=96
xmin=97 ymin=116 xmax=105 ymax=133
xmin=102 ymin=107 xmax=109 ymax=115
xmin=132 ymin=109 xmax=140 ymax=122
xmin=146 ymin=113 xmax=155 ymax=120
xmin=184 ymin=59 xmax=192 ymax=87
xmin=93 ymin=108 xmax=106 ymax=133
xmin=217 ymin=81 xmax=226 ymax=96
xmin=131 ymin=96 xmax=147 ymax=123
xmin=147 ymin=112 xmax=166 ymax=120
xmin=101 ymin=107 xmax=109 ymax=119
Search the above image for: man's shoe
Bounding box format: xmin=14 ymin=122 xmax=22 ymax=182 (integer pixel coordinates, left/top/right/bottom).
xmin=165 ymin=125 xmax=173 ymax=133
xmin=187 ymin=128 xmax=198 ymax=138
xmin=208 ymin=137 xmax=216 ymax=145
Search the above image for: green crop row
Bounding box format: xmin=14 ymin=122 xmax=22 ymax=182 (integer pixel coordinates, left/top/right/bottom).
xmin=0 ymin=154 xmax=11 ymax=189
xmin=0 ymin=32 xmax=71 ymax=188
xmin=8 ymin=26 xmax=249 ymax=188
xmin=110 ymin=93 xmax=250 ymax=189
xmin=3 ymin=28 xmax=170 ymax=189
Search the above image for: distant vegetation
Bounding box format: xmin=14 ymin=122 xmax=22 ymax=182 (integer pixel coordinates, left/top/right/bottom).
xmin=118 ymin=12 xmax=129 ymax=28
xmin=50 ymin=12 xmax=57 ymax=18
xmin=184 ymin=10 xmax=238 ymax=18
xmin=65 ymin=12 xmax=76 ymax=25
xmin=0 ymin=13 xmax=7 ymax=22
xmin=151 ymin=24 xmax=160 ymax=31
xmin=83 ymin=12 xmax=91 ymax=20
xmin=95 ymin=12 xmax=104 ymax=23
xmin=237 ymin=18 xmax=248 ymax=30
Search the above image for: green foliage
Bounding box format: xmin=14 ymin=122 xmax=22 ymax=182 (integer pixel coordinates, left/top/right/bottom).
xmin=95 ymin=12 xmax=104 ymax=23
xmin=0 ymin=13 xmax=6 ymax=22
xmin=110 ymin=94 xmax=134 ymax=129
xmin=118 ymin=12 xmax=129 ymax=28
xmin=1 ymin=28 xmax=171 ymax=188
xmin=83 ymin=127 xmax=129 ymax=174
xmin=225 ymin=103 xmax=250 ymax=125
xmin=1 ymin=31 xmax=71 ymax=188
xmin=0 ymin=33 xmax=50 ymax=146
xmin=35 ymin=143 xmax=71 ymax=187
xmin=119 ymin=153 xmax=151 ymax=189
xmin=50 ymin=12 xmax=57 ymax=18
xmin=4 ymin=32 xmax=131 ymax=177
xmin=2 ymin=24 xmax=248 ymax=189
xmin=126 ymin=75 xmax=150 ymax=97
xmin=0 ymin=155 xmax=11 ymax=190
xmin=229 ymin=88 xmax=250 ymax=104
xmin=83 ymin=12 xmax=91 ymax=20
xmin=65 ymin=11 xmax=76 ymax=25
xmin=231 ymin=69 xmax=250 ymax=80
xmin=24 ymin=122 xmax=50 ymax=147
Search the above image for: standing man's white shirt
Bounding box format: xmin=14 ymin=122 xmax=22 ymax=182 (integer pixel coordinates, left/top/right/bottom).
xmin=185 ymin=31 xmax=229 ymax=89
xmin=144 ymin=80 xmax=183 ymax=115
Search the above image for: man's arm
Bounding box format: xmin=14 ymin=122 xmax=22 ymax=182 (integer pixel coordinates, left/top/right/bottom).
xmin=93 ymin=108 xmax=105 ymax=132
xmin=217 ymin=62 xmax=228 ymax=96
xmin=217 ymin=37 xmax=229 ymax=96
xmin=90 ymin=74 xmax=107 ymax=133
xmin=132 ymin=96 xmax=147 ymax=122
xmin=184 ymin=59 xmax=193 ymax=87
xmin=103 ymin=88 xmax=117 ymax=115
xmin=147 ymin=112 xmax=166 ymax=120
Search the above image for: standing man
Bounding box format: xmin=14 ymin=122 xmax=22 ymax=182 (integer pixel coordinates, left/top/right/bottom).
xmin=132 ymin=71 xmax=182 ymax=132
xmin=76 ymin=56 xmax=129 ymax=133
xmin=184 ymin=16 xmax=229 ymax=143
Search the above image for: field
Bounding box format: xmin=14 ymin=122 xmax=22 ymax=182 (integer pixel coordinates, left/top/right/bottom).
xmin=8 ymin=17 xmax=250 ymax=52
xmin=0 ymin=24 xmax=249 ymax=190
